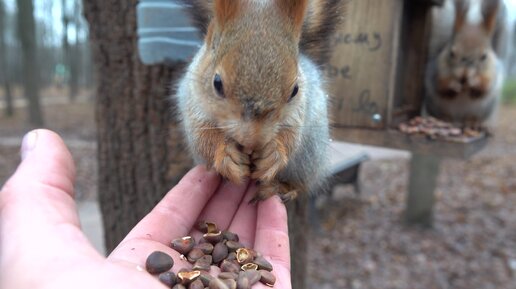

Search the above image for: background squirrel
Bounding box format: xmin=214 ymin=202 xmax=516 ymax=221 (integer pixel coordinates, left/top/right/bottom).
xmin=424 ymin=0 xmax=512 ymax=128
xmin=174 ymin=0 xmax=344 ymax=202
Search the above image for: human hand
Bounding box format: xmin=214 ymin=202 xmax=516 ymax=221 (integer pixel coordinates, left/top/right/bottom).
xmin=0 ymin=129 xmax=291 ymax=289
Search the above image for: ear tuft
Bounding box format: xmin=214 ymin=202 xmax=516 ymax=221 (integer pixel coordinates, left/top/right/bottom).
xmin=454 ymin=0 xmax=469 ymax=33
xmin=481 ymin=0 xmax=500 ymax=34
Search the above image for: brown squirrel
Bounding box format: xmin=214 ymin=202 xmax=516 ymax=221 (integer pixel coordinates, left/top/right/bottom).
xmin=174 ymin=0 xmax=344 ymax=202
xmin=425 ymin=0 xmax=507 ymax=128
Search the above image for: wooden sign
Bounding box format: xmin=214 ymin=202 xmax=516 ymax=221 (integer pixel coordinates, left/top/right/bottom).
xmin=326 ymin=0 xmax=404 ymax=129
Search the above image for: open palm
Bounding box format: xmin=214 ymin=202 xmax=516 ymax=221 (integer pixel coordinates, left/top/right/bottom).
xmin=0 ymin=130 xmax=291 ymax=289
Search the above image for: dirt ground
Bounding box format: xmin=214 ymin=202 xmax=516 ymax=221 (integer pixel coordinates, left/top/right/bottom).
xmin=0 ymin=95 xmax=514 ymax=288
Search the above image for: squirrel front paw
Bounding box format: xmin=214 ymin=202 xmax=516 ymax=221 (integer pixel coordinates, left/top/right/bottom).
xmin=251 ymin=139 xmax=288 ymax=183
xmin=250 ymin=181 xmax=298 ymax=204
xmin=213 ymin=141 xmax=250 ymax=184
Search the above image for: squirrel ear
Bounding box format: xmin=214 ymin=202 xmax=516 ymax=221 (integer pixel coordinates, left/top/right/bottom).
xmin=454 ymin=0 xmax=469 ymax=33
xmin=481 ymin=0 xmax=499 ymax=34
xmin=214 ymin=0 xmax=241 ymax=28
xmin=276 ymin=0 xmax=309 ymax=36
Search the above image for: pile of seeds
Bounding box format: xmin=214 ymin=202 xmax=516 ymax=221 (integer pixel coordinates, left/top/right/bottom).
xmin=144 ymin=221 xmax=276 ymax=289
xmin=398 ymin=116 xmax=484 ymax=140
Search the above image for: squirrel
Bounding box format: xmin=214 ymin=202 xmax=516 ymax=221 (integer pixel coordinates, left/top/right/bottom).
xmin=424 ymin=0 xmax=508 ymax=129
xmin=174 ymin=0 xmax=345 ymax=202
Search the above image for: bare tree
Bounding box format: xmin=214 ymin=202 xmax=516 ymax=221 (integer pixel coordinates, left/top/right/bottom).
xmin=83 ymin=0 xmax=193 ymax=252
xmin=69 ymin=0 xmax=80 ymax=100
xmin=0 ymin=1 xmax=14 ymax=117
xmin=17 ymin=0 xmax=44 ymax=126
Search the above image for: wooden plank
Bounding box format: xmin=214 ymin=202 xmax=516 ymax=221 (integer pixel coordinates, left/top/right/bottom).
xmin=405 ymin=153 xmax=442 ymax=227
xmin=325 ymin=0 xmax=403 ymax=129
xmin=392 ymin=1 xmax=434 ymax=126
xmin=331 ymin=127 xmax=489 ymax=159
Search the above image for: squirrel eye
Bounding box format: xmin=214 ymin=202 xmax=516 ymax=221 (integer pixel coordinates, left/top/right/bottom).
xmin=213 ymin=74 xmax=224 ymax=97
xmin=289 ymin=84 xmax=299 ymax=102
xmin=480 ymin=53 xmax=487 ymax=61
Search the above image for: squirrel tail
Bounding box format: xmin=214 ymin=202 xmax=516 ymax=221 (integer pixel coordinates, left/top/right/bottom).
xmin=301 ymin=0 xmax=347 ymax=66
xmin=178 ymin=0 xmax=212 ymax=36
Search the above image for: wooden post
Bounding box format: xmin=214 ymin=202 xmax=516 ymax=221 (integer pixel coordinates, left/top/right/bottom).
xmin=405 ymin=153 xmax=441 ymax=227
xmin=287 ymin=193 xmax=308 ymax=289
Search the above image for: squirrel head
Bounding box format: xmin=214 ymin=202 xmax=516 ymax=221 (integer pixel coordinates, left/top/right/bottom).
xmin=445 ymin=0 xmax=499 ymax=78
xmin=192 ymin=0 xmax=309 ymax=150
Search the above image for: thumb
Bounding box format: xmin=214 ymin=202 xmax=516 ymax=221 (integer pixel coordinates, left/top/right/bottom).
xmin=0 ymin=130 xmax=94 ymax=262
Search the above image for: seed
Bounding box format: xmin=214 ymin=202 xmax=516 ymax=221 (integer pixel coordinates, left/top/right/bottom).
xmin=241 ymin=263 xmax=258 ymax=271
xmin=159 ymin=271 xmax=177 ymax=287
xmin=189 ymin=279 xmax=204 ymax=289
xmin=226 ymin=252 xmax=237 ymax=262
xmin=198 ymin=271 xmax=214 ymax=287
xmin=187 ymin=248 xmax=205 ymax=263
xmin=237 ymin=272 xmax=250 ymax=289
xmin=235 ymin=248 xmax=254 ymax=264
xmin=194 ymin=243 xmax=214 ymax=255
xmin=223 ymin=279 xmax=237 ymax=289
xmin=222 ymin=231 xmax=239 ymax=242
xmin=203 ymin=231 xmax=224 ymax=244
xmin=225 ymin=241 xmax=244 ymax=252
xmin=253 ymin=256 xmax=273 ymax=272
xmin=193 ymin=255 xmax=213 ymax=271
xmin=172 ymin=284 xmax=187 ymax=289
xmin=212 ymin=242 xmax=229 ymax=264
xmin=209 ymin=278 xmax=230 ymax=289
xmin=177 ymin=270 xmax=201 ymax=285
xmin=171 ymin=236 xmax=196 ymax=255
xmin=198 ymin=221 xmax=218 ymax=234
xmin=146 ymin=251 xmax=174 ymax=274
xmin=259 ymin=270 xmax=276 ymax=287
xmin=244 ymin=270 xmax=261 ymax=285
xmin=218 ymin=272 xmax=238 ymax=280
xmin=220 ymin=260 xmax=241 ymax=274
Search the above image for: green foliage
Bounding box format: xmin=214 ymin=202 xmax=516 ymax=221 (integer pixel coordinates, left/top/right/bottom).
xmin=502 ymin=79 xmax=516 ymax=104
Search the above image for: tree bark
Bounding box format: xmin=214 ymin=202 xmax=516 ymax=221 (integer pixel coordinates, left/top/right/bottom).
xmin=83 ymin=0 xmax=193 ymax=252
xmin=17 ymin=0 xmax=44 ymax=126
xmin=0 ymin=1 xmax=14 ymax=117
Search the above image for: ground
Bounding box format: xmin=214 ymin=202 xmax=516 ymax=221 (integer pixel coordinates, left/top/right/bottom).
xmin=0 ymin=91 xmax=515 ymax=288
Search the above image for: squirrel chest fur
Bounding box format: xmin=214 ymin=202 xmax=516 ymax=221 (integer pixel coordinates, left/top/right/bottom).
xmin=174 ymin=0 xmax=344 ymax=202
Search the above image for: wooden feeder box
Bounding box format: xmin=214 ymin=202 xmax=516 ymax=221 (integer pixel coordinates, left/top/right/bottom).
xmin=326 ymin=0 xmax=488 ymax=159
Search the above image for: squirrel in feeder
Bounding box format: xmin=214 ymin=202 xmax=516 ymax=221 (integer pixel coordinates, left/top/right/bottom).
xmin=174 ymin=0 xmax=345 ymax=202
xmin=424 ymin=0 xmax=510 ymax=129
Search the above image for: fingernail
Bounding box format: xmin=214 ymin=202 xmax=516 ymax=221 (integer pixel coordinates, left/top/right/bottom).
xmin=21 ymin=130 xmax=39 ymax=160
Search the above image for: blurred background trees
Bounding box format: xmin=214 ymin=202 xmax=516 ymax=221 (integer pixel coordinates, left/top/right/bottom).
xmin=0 ymin=0 xmax=93 ymax=123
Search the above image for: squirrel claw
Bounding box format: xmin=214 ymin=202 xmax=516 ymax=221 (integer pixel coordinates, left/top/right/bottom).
xmin=279 ymin=190 xmax=298 ymax=203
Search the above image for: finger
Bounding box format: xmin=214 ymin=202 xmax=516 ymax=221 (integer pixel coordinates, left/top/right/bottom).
xmin=254 ymin=195 xmax=290 ymax=272
xmin=190 ymin=179 xmax=249 ymax=240
xmin=226 ymin=183 xmax=259 ymax=247
xmin=117 ymin=165 xmax=220 ymax=248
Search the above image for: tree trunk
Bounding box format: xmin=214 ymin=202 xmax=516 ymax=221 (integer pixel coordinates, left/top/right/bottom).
xmin=0 ymin=1 xmax=14 ymax=117
xmin=83 ymin=0 xmax=193 ymax=252
xmin=16 ymin=0 xmax=44 ymax=126
xmin=69 ymin=1 xmax=80 ymax=100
